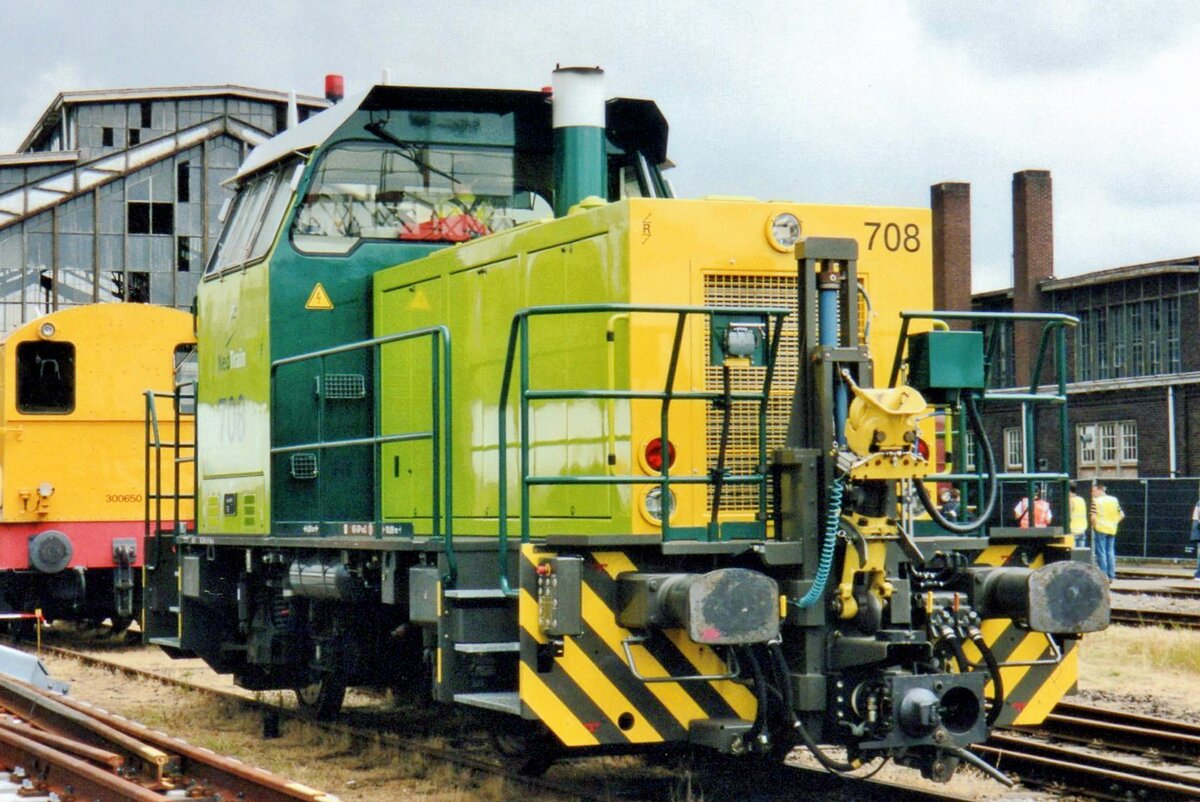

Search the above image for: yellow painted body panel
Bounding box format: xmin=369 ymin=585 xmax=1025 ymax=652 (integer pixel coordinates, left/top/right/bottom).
xmin=0 ymin=305 xmax=195 ymax=525
xmin=623 ymin=198 xmax=932 ymax=533
xmin=375 ymin=197 xmax=931 ymax=538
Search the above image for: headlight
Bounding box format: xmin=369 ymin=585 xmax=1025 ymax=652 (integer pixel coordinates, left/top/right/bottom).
xmin=766 ymin=212 xmax=801 ymax=252
xmin=38 ymin=322 xmax=55 ymax=339
xmin=644 ymin=487 xmax=677 ymax=523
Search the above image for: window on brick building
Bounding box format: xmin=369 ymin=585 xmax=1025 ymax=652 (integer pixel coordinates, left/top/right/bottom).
xmin=1121 ymin=422 xmax=1138 ymax=464
xmin=1077 ymin=420 xmax=1136 ymax=475
xmin=1078 ymin=424 xmax=1097 ymax=467
xmin=1004 ymin=427 xmax=1024 ymax=471
xmin=1099 ymin=422 xmax=1117 ymax=463
xmin=963 ymin=430 xmax=977 ymax=472
xmin=1074 ymin=294 xmax=1183 ymax=381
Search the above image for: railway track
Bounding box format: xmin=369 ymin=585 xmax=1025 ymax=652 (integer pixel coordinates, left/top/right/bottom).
xmin=21 ymin=636 xmax=979 ymax=802
xmin=1113 ymin=583 xmax=1200 ymax=599
xmin=0 ymin=667 xmax=337 ymax=802
xmin=1109 ymin=605 xmax=1200 ymax=628
xmin=1116 ymin=566 xmax=1194 ymax=581
xmin=979 ymin=700 xmax=1200 ymax=800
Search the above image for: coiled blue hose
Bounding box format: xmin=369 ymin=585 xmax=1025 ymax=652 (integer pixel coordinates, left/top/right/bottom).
xmin=791 ymin=476 xmax=844 ymax=609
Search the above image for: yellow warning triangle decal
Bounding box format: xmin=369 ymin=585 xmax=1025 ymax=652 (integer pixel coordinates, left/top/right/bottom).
xmin=305 ymin=283 xmax=334 ymax=310
xmin=409 ymin=287 xmax=431 ymax=311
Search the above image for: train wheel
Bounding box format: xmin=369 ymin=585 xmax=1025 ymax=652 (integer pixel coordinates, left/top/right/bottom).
xmin=294 ymin=674 xmax=346 ymax=720
xmin=492 ymin=720 xmax=559 ymax=776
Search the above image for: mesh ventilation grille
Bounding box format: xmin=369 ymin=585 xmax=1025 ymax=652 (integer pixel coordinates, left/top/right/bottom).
xmin=290 ymin=453 xmax=319 ymax=480
xmin=703 ymin=273 xmax=799 ymax=513
xmin=319 ymin=373 xmax=366 ymax=400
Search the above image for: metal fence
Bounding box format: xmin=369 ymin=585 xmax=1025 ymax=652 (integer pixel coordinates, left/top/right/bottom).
xmin=993 ymin=478 xmax=1200 ymax=562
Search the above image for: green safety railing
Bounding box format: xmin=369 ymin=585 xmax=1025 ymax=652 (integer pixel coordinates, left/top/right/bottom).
xmin=143 ymin=381 xmax=197 ymax=571
xmin=496 ymin=303 xmax=790 ymax=595
xmin=887 ymin=310 xmax=1078 ymax=529
xmin=270 ymin=326 xmax=456 ymax=580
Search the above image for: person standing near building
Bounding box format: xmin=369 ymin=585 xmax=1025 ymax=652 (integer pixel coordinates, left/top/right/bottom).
xmin=1091 ymin=483 xmax=1124 ymax=581
xmin=1013 ymin=489 xmax=1052 ymax=528
xmin=1069 ymin=482 xmax=1089 ymax=548
xmin=1190 ymin=495 xmax=1200 ymax=580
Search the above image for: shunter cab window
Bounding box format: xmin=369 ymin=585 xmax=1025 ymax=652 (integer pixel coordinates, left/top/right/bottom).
xmin=205 ymin=161 xmax=300 ymax=275
xmin=291 ymin=142 xmax=552 ymax=255
xmin=16 ymin=341 xmax=75 ymax=414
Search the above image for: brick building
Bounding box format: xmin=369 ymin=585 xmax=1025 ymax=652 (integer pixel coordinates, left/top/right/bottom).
xmin=932 ymin=170 xmax=1200 ymax=483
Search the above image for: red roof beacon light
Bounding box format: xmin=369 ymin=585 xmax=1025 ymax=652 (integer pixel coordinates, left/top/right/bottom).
xmin=325 ymin=74 xmax=345 ymax=104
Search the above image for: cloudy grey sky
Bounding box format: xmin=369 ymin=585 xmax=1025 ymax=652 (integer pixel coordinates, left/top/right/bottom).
xmin=1 ymin=1 xmax=1197 ymax=290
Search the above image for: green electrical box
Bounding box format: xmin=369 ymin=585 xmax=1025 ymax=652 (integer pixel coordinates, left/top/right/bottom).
xmin=907 ymin=330 xmax=985 ymax=404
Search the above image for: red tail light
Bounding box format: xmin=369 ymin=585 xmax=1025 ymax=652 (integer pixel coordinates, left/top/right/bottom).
xmin=916 ymin=438 xmax=931 ymax=461
xmin=645 ymin=438 xmax=677 ymax=472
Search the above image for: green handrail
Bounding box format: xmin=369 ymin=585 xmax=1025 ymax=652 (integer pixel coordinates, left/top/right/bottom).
xmin=270 ymin=326 xmax=455 ymax=582
xmin=143 ymin=383 xmax=196 ymax=571
xmin=887 ymin=310 xmax=1078 ymax=531
xmin=496 ymin=303 xmax=789 ymax=595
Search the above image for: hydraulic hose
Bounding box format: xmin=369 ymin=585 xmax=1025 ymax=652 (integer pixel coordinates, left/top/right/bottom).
xmin=970 ymin=630 xmax=1005 ymax=727
xmin=790 ymin=476 xmax=844 ymax=609
xmin=916 ymin=393 xmax=998 ymax=534
xmin=744 ymin=646 xmax=770 ymax=747
xmin=768 ymin=643 xmax=879 ymax=775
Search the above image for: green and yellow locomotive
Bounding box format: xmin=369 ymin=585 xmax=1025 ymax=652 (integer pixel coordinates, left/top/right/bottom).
xmin=143 ymin=68 xmax=1109 ymax=781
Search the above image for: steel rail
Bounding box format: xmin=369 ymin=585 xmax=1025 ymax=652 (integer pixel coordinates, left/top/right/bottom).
xmin=1109 ymin=606 xmax=1200 ymax=629
xmin=981 ymin=732 xmax=1200 ymax=800
xmin=1032 ymin=701 xmax=1200 ymax=762
xmin=0 ymin=672 xmax=336 ymax=801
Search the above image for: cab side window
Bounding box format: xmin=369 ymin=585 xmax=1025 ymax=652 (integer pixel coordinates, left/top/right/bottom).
xmin=174 ymin=344 xmax=198 ymax=415
xmin=17 ymin=341 xmax=75 ymax=414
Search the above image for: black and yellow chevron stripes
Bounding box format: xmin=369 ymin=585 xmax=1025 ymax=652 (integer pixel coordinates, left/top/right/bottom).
xmin=518 ymin=545 xmax=757 ymax=747
xmin=966 ymin=543 xmax=1079 ymax=727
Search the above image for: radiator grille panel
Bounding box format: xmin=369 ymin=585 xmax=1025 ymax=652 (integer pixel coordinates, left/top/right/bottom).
xmin=704 ymin=274 xmax=799 ymax=513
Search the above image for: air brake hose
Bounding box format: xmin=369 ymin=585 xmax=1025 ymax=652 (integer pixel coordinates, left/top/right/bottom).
xmin=916 ymin=393 xmax=998 ymax=534
xmin=790 ymin=477 xmax=844 ymax=609
xmin=768 ymin=644 xmax=866 ymax=773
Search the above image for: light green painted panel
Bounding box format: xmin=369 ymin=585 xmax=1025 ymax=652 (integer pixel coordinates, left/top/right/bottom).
xmin=374 ymin=203 xmax=635 ymax=536
xmin=196 ymin=265 xmax=272 ymax=535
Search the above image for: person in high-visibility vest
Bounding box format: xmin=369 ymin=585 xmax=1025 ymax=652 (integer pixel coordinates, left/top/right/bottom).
xmin=1013 ymin=490 xmax=1052 ymax=528
xmin=1068 ymin=482 xmax=1089 ymax=548
xmin=1090 ymin=482 xmax=1124 ymax=581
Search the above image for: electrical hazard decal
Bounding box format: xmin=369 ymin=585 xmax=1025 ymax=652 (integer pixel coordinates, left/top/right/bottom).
xmin=305 ymin=283 xmax=334 ymax=310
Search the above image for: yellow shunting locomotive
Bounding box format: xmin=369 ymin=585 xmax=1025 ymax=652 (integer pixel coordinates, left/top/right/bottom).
xmin=143 ymin=67 xmax=1109 ymax=781
xmin=0 ymin=303 xmax=194 ymax=626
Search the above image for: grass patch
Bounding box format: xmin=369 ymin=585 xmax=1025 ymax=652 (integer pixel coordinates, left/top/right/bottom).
xmin=1079 ymin=624 xmax=1200 ymax=704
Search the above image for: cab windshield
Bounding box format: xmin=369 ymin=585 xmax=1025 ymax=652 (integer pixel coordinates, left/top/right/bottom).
xmin=291 ymin=143 xmax=551 ymax=254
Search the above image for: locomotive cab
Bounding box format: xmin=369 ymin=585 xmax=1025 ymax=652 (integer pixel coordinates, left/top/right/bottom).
xmin=0 ymin=304 xmax=194 ymax=626
xmin=148 ymin=68 xmax=1109 ymax=784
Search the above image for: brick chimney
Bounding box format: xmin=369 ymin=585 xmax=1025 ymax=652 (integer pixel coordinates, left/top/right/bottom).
xmin=931 ymin=182 xmax=972 ymax=328
xmin=1012 ymin=169 xmax=1053 ymax=380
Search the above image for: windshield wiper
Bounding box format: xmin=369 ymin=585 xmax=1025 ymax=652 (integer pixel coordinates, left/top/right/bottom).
xmin=363 ymin=121 xmax=457 ymax=184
